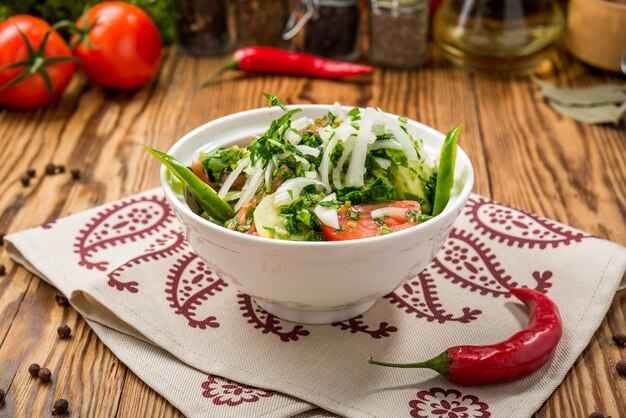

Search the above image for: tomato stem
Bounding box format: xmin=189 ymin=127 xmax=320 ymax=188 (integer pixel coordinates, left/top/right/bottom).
xmin=0 ymin=22 xmax=77 ymax=95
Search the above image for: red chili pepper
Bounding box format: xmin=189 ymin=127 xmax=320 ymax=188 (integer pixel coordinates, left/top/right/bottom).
xmin=368 ymin=288 xmax=563 ymax=386
xmin=201 ymin=47 xmax=373 ymax=86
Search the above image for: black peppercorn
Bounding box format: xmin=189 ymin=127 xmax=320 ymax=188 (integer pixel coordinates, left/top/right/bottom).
xmin=55 ymin=295 xmax=69 ymax=306
xmin=57 ymin=165 xmax=65 ymax=174
xmin=26 ymin=168 xmax=36 ymax=178
xmin=0 ymin=388 xmax=5 ymax=406
xmin=20 ymin=175 xmax=30 ymax=187
xmin=0 ymin=264 xmax=6 ymax=276
xmin=0 ymin=233 xmax=4 ymax=246
xmin=28 ymin=363 xmax=41 ymax=377
xmin=57 ymin=324 xmax=71 ymax=339
xmin=38 ymin=367 xmax=52 ymax=383
xmin=52 ymin=398 xmax=69 ymax=416
xmin=70 ymin=168 xmax=81 ymax=180
xmin=617 ymin=360 xmax=626 ymax=377
xmin=612 ymin=333 xmax=626 ymax=347
xmin=45 ymin=163 xmax=57 ymax=175
xmin=588 ymin=413 xmax=605 ymax=418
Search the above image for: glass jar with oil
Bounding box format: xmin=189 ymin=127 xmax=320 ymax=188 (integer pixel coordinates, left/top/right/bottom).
xmin=433 ymin=0 xmax=564 ymax=74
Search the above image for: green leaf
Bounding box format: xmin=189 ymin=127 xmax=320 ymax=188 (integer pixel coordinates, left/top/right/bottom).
xmin=532 ymin=77 xmax=626 ymax=106
xmin=347 ymin=107 xmax=360 ymax=118
xmin=144 ymin=146 xmax=234 ymax=222
xmin=548 ymin=102 xmax=626 ymax=125
xmin=263 ymin=93 xmax=288 ymax=111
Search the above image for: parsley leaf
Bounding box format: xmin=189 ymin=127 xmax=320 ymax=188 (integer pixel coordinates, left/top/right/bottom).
xmin=263 ymin=93 xmax=288 ymax=111
xmin=200 ymin=146 xmax=245 ymax=181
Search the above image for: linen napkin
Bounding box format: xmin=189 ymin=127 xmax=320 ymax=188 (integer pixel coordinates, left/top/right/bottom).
xmin=6 ymin=189 xmax=626 ymax=418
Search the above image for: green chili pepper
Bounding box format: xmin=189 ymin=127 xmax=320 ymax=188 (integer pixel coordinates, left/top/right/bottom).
xmin=144 ymin=146 xmax=235 ymax=222
xmin=432 ymin=125 xmax=460 ymax=216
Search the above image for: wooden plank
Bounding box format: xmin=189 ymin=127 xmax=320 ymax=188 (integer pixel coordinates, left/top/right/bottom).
xmin=116 ymin=372 xmax=184 ymax=418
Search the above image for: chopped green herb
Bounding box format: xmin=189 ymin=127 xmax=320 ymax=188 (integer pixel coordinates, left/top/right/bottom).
xmin=200 ymin=146 xmax=245 ymax=181
xmin=406 ymin=210 xmax=432 ymax=224
xmin=263 ymin=93 xmax=288 ymax=111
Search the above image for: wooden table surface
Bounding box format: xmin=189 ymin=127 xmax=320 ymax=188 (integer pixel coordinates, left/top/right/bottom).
xmin=0 ymin=45 xmax=624 ymax=418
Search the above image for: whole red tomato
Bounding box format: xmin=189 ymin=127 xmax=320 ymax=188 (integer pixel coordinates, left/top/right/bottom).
xmin=0 ymin=15 xmax=75 ymax=110
xmin=73 ymin=2 xmax=163 ymax=89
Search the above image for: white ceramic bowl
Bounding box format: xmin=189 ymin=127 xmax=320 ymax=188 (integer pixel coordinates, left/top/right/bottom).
xmin=161 ymin=105 xmax=474 ymax=324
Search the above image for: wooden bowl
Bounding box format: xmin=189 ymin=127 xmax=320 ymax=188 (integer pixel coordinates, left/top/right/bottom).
xmin=566 ymin=0 xmax=626 ymax=72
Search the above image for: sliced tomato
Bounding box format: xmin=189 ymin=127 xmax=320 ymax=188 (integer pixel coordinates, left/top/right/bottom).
xmin=322 ymin=200 xmax=421 ymax=241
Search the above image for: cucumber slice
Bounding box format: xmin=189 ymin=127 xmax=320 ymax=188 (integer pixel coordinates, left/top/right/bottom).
xmin=254 ymin=194 xmax=289 ymax=239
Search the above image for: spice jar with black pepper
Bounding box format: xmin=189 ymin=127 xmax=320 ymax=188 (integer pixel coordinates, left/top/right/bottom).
xmin=236 ymin=0 xmax=292 ymax=48
xmin=368 ymin=0 xmax=429 ymax=69
xmin=284 ymin=0 xmax=361 ymax=61
xmin=176 ymin=0 xmax=230 ymax=56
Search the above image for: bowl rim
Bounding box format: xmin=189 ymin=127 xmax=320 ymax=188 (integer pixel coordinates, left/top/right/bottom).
xmin=160 ymin=104 xmax=474 ymax=247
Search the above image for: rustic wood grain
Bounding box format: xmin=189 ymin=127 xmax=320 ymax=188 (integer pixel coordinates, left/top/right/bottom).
xmin=0 ymin=45 xmax=624 ymax=418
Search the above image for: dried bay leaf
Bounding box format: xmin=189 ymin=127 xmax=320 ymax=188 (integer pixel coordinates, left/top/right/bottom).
xmin=548 ymin=101 xmax=626 ymax=125
xmin=532 ymin=77 xmax=626 ymax=106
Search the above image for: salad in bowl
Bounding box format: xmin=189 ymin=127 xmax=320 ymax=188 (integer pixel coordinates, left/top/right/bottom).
xmin=148 ymin=95 xmax=459 ymax=242
xmin=149 ymin=95 xmax=473 ymax=324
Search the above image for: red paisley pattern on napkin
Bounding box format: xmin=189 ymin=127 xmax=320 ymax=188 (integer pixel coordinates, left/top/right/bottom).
xmin=201 ymin=375 xmax=273 ymax=406
xmin=432 ymin=229 xmax=518 ymax=297
xmin=107 ymin=230 xmax=186 ymax=293
xmin=409 ymin=387 xmax=491 ymax=418
xmin=238 ymin=294 xmax=311 ymax=342
xmin=332 ymin=315 xmax=398 ymax=338
xmin=465 ymin=196 xmax=589 ymax=248
xmin=386 ymin=270 xmax=482 ymax=323
xmin=166 ymin=252 xmax=229 ymax=329
xmin=74 ymin=195 xmax=173 ymax=271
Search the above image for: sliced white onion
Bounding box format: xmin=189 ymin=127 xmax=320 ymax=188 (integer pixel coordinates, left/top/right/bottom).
xmin=334 ymin=121 xmax=359 ymax=142
xmin=294 ymin=155 xmax=311 ymax=171
xmin=333 ymin=137 xmax=355 ymax=189
xmin=285 ymin=129 xmax=301 ymax=145
xmin=371 ymin=207 xmax=409 ymax=220
xmin=223 ymin=190 xmax=242 ymax=202
xmin=269 ymin=138 xmax=282 ymax=147
xmin=273 ymin=177 xmax=325 ymax=207
xmin=218 ymin=156 xmax=250 ymax=199
xmin=291 ymin=117 xmax=311 ymax=131
xmin=345 ymin=108 xmax=376 ymax=187
xmin=318 ymin=125 xmax=334 ymax=142
xmin=368 ymin=140 xmax=404 ymax=151
xmin=304 ymin=171 xmax=318 ymax=179
xmin=295 ymin=144 xmax=320 ymax=157
xmin=319 ymin=132 xmax=338 ymax=192
xmin=234 ymin=160 xmax=264 ymax=211
xmin=264 ymin=159 xmax=275 ymax=188
xmin=330 ymin=102 xmax=345 ymax=120
xmin=373 ymin=157 xmax=392 ymax=169
xmin=314 ymin=193 xmax=339 ymax=229
xmin=383 ymin=113 xmax=418 ymax=161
